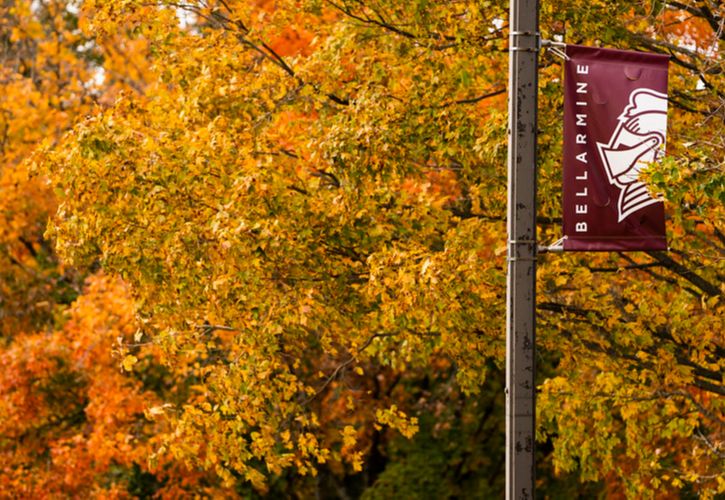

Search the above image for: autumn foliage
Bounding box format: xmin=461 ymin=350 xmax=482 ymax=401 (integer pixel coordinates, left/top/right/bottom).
xmin=0 ymin=0 xmax=723 ymax=498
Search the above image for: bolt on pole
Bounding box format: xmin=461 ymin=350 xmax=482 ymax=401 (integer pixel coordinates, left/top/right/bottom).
xmin=505 ymin=0 xmax=539 ymax=498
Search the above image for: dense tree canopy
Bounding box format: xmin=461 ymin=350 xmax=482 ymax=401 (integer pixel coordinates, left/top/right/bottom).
xmin=0 ymin=0 xmax=722 ymax=497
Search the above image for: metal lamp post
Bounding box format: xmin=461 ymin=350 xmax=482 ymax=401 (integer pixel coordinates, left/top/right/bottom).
xmin=505 ymin=0 xmax=539 ymax=498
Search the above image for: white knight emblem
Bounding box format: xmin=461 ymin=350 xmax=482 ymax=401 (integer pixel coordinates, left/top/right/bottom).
xmin=596 ymin=89 xmax=668 ymax=222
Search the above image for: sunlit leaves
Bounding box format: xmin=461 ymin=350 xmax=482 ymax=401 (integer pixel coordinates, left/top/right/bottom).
xmin=13 ymin=0 xmax=725 ymax=496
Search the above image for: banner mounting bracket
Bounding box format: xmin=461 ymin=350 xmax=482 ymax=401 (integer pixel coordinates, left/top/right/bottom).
xmin=538 ymin=237 xmax=565 ymax=254
xmin=508 ymin=239 xmax=538 ymax=262
xmin=541 ymin=39 xmax=570 ymax=60
xmin=509 ymin=31 xmax=540 ymax=52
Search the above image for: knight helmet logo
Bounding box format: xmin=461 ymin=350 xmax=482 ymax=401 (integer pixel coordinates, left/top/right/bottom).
xmin=596 ymin=88 xmax=668 ymax=222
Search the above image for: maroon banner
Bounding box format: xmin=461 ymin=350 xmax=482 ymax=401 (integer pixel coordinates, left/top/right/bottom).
xmin=562 ymin=45 xmax=669 ymax=251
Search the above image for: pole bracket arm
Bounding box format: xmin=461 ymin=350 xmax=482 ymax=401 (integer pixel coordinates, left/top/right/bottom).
xmin=509 ymin=31 xmax=540 ymax=52
xmin=538 ymin=237 xmax=566 ymax=254
xmin=540 ymin=39 xmax=570 ymax=60
xmin=507 ymin=239 xmax=538 ymax=262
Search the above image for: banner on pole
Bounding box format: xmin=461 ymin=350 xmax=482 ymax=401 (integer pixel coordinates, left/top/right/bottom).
xmin=562 ymin=45 xmax=669 ymax=251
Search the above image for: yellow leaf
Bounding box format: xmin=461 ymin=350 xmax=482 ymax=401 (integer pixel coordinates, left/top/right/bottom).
xmin=122 ymin=354 xmax=138 ymax=372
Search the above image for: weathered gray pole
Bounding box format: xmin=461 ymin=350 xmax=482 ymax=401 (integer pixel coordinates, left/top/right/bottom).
xmin=506 ymin=0 xmax=538 ymax=498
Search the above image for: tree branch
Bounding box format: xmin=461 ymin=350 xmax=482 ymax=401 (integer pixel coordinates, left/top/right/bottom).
xmin=645 ymin=251 xmax=722 ymax=297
